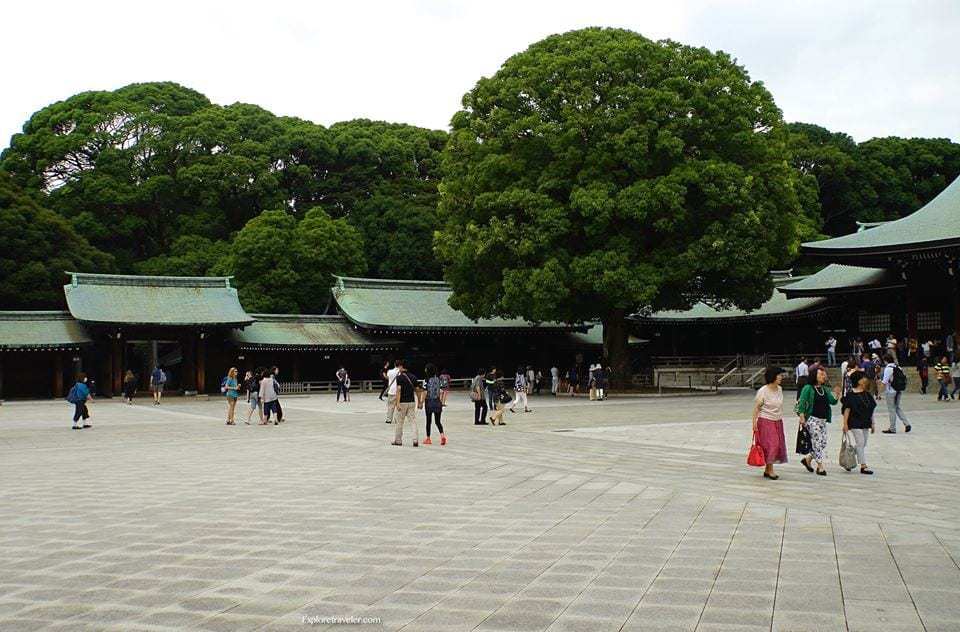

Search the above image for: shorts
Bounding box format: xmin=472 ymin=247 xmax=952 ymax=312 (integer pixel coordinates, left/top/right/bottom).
xmin=249 ymin=396 xmax=260 ymax=410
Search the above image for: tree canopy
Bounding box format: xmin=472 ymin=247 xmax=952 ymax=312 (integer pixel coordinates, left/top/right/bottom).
xmin=0 ymin=172 xmax=113 ymax=308
xmin=213 ymin=208 xmax=366 ymax=313
xmin=0 ymin=83 xmax=445 ymax=305
xmin=436 ymin=28 xmax=811 ymax=378
xmin=786 ymin=122 xmax=960 ymax=236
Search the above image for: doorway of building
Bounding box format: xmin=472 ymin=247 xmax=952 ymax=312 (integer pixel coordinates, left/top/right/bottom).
xmin=126 ymin=341 xmax=183 ymax=392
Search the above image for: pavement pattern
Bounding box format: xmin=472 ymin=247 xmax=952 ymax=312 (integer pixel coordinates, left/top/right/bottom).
xmin=1 ymin=389 xmax=959 ymax=631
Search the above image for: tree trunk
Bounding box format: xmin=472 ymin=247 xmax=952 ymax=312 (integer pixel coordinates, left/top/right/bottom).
xmin=602 ymin=310 xmax=631 ymax=390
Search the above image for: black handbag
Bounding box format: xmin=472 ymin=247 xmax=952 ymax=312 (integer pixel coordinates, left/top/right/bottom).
xmin=499 ymin=390 xmax=512 ymax=404
xmin=795 ymin=424 xmax=812 ymax=455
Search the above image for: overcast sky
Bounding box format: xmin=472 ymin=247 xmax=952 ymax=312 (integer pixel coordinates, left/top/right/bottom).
xmin=1 ymin=0 xmax=957 ymax=150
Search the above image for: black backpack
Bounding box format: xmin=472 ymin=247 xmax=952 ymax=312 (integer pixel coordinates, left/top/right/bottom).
xmin=891 ymin=365 xmax=907 ymax=392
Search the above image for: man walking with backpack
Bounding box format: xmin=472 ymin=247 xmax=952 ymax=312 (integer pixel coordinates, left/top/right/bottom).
xmin=881 ymin=353 xmax=912 ymax=434
xmin=150 ymin=365 xmax=167 ymax=406
xmin=68 ymin=373 xmax=93 ymax=430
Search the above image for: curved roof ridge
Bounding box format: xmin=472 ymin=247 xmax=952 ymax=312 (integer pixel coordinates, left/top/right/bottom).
xmin=66 ymin=272 xmax=235 ymax=289
xmin=334 ymin=275 xmax=451 ymax=291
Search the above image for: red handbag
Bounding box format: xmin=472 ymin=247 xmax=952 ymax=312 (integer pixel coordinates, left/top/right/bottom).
xmin=747 ymin=430 xmax=766 ymax=467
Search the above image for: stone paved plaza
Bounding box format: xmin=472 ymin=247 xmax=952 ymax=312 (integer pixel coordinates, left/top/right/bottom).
xmin=1 ymin=390 xmax=959 ymax=631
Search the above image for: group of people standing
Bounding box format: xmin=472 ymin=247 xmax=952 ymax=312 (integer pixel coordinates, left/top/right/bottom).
xmin=752 ymin=350 xmax=918 ymax=479
xmin=381 ymin=359 xmax=447 ymax=447
xmin=222 ymin=366 xmax=285 ymax=426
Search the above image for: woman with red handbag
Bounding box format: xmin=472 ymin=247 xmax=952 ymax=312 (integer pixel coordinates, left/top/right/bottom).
xmin=751 ymin=367 xmax=789 ymax=479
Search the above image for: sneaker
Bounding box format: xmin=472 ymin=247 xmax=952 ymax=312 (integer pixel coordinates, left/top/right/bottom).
xmin=82 ymin=424 xmax=92 ymax=429
xmin=882 ymin=429 xmax=896 ymax=434
xmin=385 ymin=419 xmax=392 ymax=424
xmin=412 ymin=441 xmax=419 ymax=447
xmin=440 ymin=435 xmax=447 ymax=446
xmin=860 ymin=468 xmax=874 ymax=475
xmin=71 ymin=425 xmax=81 ymax=430
xmin=905 ymin=425 xmax=912 ymax=433
xmin=423 ymin=437 xmax=432 ymax=445
xmin=390 ymin=441 xmax=402 ymax=446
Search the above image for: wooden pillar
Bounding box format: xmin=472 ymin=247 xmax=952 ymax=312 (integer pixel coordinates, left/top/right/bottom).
xmin=906 ymin=277 xmax=918 ymax=342
xmin=954 ymin=272 xmax=960 ymax=342
xmin=182 ymin=336 xmax=196 ymax=394
xmin=111 ymin=337 xmax=123 ymax=395
xmin=196 ymin=335 xmax=206 ymax=393
xmin=53 ymin=352 xmax=64 ymax=399
xmin=291 ymin=355 xmax=301 ymax=382
xmin=103 ymin=340 xmax=114 ymax=397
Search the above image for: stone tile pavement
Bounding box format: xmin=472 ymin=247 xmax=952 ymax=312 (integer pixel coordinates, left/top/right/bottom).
xmin=0 ymin=390 xmax=958 ymax=631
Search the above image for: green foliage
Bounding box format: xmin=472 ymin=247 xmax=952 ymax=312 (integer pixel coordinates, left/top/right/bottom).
xmin=0 ymin=84 xmax=445 ymax=286
xmin=786 ymin=123 xmax=960 ymax=236
xmin=0 ymin=172 xmax=113 ymax=308
xmin=214 ymin=208 xmax=366 ymax=313
xmin=135 ymin=235 xmax=230 ymax=277
xmin=436 ymin=28 xmax=806 ymax=373
xmin=313 ymin=120 xmax=447 ymax=279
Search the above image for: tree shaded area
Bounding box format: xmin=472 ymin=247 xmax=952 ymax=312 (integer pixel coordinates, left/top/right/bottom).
xmin=436 ymin=28 xmax=811 ymax=382
xmin=0 ymin=172 xmax=113 ymax=308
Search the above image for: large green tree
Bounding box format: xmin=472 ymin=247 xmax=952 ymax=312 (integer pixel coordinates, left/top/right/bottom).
xmin=214 ymin=208 xmax=366 ymax=313
xmin=0 ymin=172 xmax=113 ymax=308
xmin=436 ymin=28 xmax=809 ymax=382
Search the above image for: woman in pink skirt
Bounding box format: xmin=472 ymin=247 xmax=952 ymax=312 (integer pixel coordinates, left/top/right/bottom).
xmin=752 ymin=367 xmax=788 ymax=479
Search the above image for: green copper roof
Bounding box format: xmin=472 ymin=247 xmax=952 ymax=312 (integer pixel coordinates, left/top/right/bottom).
xmin=633 ymin=280 xmax=831 ymax=324
xmin=0 ymin=311 xmax=92 ymax=350
xmin=331 ymin=276 xmax=579 ymax=332
xmin=64 ymin=273 xmax=254 ymax=327
xmin=231 ymin=314 xmax=401 ymax=350
xmin=802 ymin=175 xmax=960 ymax=260
xmin=778 ymin=264 xmax=904 ymax=298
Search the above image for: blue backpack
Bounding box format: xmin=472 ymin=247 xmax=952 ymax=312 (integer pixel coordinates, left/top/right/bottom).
xmin=66 ymin=385 xmax=80 ymax=404
xmin=426 ymin=377 xmax=442 ymax=402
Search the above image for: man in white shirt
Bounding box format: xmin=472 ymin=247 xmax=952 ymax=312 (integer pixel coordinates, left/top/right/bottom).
xmin=385 ymin=362 xmax=401 ymax=424
xmin=868 ymin=338 xmax=882 ymax=352
xmin=825 ymin=336 xmax=837 ymax=367
xmin=795 ymin=358 xmax=809 ymax=401
xmin=881 ymin=353 xmax=911 ymax=434
xmin=550 ymin=366 xmax=559 ymax=395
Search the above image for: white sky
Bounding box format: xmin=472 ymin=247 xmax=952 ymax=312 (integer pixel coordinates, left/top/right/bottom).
xmin=1 ymin=0 xmax=957 ymax=150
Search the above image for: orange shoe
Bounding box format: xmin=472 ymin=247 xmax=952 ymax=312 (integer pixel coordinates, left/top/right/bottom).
xmin=440 ymin=435 xmax=447 ymax=446
xmin=423 ymin=437 xmax=432 ymax=445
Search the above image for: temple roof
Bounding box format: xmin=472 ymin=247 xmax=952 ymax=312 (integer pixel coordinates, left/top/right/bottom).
xmin=778 ymin=264 xmax=904 ymax=298
xmin=802 ymin=175 xmax=960 ymax=264
xmin=631 ymin=279 xmax=833 ymax=325
xmin=231 ymin=314 xmax=400 ymax=351
xmin=64 ymin=273 xmax=254 ymax=327
xmin=0 ymin=311 xmax=92 ymax=350
xmin=331 ymin=276 xmax=581 ymax=333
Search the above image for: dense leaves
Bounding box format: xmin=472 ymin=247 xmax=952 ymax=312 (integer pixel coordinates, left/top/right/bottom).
xmin=213 ymin=208 xmax=366 ymax=313
xmin=0 ymin=172 xmax=113 ymax=308
xmin=0 ymin=83 xmax=445 ymax=307
xmin=436 ymin=28 xmax=809 ymax=377
xmin=786 ymin=123 xmax=960 ymax=236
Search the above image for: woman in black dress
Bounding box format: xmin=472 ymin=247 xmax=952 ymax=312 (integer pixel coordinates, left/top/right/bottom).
xmin=841 ymin=370 xmax=876 ymax=475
